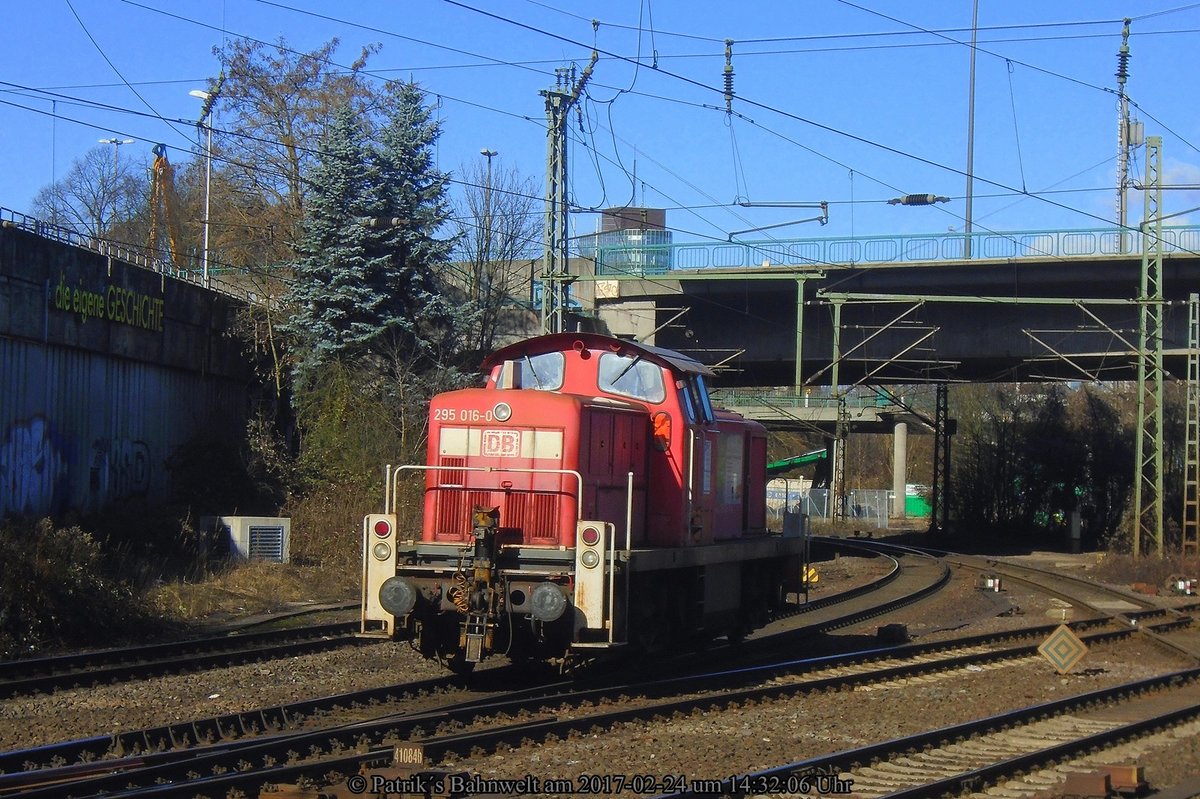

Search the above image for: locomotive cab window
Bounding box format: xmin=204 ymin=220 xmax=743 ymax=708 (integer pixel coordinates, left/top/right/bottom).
xmin=598 ymin=353 xmax=666 ymax=403
xmin=498 ymin=351 xmax=564 ymax=390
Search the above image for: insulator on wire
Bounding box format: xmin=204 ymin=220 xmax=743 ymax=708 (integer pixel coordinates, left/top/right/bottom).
xmin=1116 ymin=18 xmax=1131 ymax=85
xmin=1116 ymin=50 xmax=1130 ymax=82
xmin=887 ymin=194 xmax=950 ymax=206
xmin=723 ymin=39 xmax=735 ymax=114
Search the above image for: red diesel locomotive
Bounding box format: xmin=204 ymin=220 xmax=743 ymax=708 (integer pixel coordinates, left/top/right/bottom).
xmin=361 ymin=332 xmax=804 ymax=670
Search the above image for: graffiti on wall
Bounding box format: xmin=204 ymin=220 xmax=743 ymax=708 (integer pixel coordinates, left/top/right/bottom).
xmin=0 ymin=416 xmax=69 ymax=517
xmin=0 ymin=417 xmax=155 ymax=517
xmin=89 ymin=438 xmax=152 ymax=506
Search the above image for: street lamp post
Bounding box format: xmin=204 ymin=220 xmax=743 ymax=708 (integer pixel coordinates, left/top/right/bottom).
xmin=479 ymin=148 xmax=498 ymax=302
xmin=98 ymin=137 xmax=134 ymax=171
xmin=190 ymin=90 xmax=214 ymax=288
xmin=98 ymin=137 xmax=133 ymax=232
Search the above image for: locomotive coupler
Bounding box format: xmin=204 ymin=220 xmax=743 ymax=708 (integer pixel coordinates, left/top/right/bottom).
xmin=463 ymin=612 xmax=490 ymax=661
xmin=472 ymin=505 xmax=500 ymax=564
xmin=463 ymin=506 xmax=502 ymax=661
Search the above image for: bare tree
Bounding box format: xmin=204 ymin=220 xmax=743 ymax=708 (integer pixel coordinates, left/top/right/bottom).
xmin=32 ymin=145 xmax=147 ymax=241
xmin=210 ymin=37 xmax=383 ymax=257
xmin=202 ymin=37 xmax=398 ymax=408
xmin=453 ymin=159 xmax=541 ymax=353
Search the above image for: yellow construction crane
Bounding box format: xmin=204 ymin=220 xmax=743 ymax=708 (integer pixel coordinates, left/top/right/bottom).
xmin=148 ymin=143 xmax=183 ymax=266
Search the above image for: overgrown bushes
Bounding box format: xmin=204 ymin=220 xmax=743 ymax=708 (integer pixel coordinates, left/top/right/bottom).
xmin=0 ymin=518 xmax=154 ymax=658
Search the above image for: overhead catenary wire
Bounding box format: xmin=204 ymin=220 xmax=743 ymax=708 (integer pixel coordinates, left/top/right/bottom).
xmin=167 ymin=0 xmax=1152 ymax=243
xmin=82 ymin=0 xmax=1200 ymax=243
xmin=63 ymin=0 xmax=194 ymax=148
xmin=439 ymin=0 xmax=1182 ymax=240
xmin=12 ymin=0 xmax=1199 ymax=268
xmin=23 ymin=5 xmax=1195 ymax=345
xmin=3 ymin=86 xmax=1151 ymax=279
xmin=0 ymin=85 xmax=1143 ymax=248
xmin=1005 ymin=60 xmax=1028 ymax=193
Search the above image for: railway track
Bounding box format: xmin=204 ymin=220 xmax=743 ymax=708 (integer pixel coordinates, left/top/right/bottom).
xmin=0 ymin=620 xmax=367 ymax=698
xmin=673 ymin=669 xmax=1200 ymax=799
xmin=822 ymin=536 xmax=1200 ymax=662
xmin=20 ymin=542 xmax=1180 ymax=797
xmin=0 ymin=544 xmax=950 ymax=793
xmin=0 ymin=542 xmax=942 ymax=773
xmin=2 ymin=613 xmax=1180 ymax=798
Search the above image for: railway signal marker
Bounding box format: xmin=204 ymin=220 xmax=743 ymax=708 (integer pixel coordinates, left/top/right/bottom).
xmin=1038 ymin=624 xmax=1088 ymax=674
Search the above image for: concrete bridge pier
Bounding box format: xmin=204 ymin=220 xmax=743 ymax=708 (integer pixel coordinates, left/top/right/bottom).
xmin=892 ymin=420 xmax=908 ymax=520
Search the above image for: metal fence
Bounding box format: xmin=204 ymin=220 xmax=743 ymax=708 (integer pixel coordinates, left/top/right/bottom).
xmin=766 ymin=484 xmax=894 ymax=530
xmin=587 ymin=224 xmax=1200 ymax=276
xmin=1 ymin=206 xmax=253 ymax=301
xmin=712 ymin=386 xmax=893 ymax=410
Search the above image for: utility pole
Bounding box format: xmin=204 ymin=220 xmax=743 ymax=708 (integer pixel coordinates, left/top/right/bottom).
xmin=479 ymin=148 xmax=497 ymax=304
xmin=830 ymin=300 xmax=847 ymax=524
xmin=1185 ymin=293 xmax=1200 ymax=557
xmin=1133 ymin=136 xmax=1164 ymax=558
xmin=963 ymin=0 xmax=978 ymax=259
xmin=1115 ymin=18 xmax=1141 ymax=253
xmin=540 ymin=52 xmax=597 ymax=334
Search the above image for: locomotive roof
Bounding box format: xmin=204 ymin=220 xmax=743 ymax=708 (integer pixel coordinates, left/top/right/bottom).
xmin=482 ymin=332 xmax=715 ymax=378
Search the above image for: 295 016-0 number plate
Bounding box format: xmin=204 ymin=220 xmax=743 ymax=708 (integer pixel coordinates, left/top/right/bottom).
xmin=433 ymin=407 xmax=497 ymax=423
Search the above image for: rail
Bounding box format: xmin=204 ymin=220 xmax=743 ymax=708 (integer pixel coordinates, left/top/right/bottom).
xmin=584 ymin=223 xmax=1200 ymax=276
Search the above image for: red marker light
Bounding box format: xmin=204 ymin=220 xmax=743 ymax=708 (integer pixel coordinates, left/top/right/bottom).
xmin=374 ymin=519 xmax=392 ymax=537
xmin=581 ymin=526 xmax=600 ymax=546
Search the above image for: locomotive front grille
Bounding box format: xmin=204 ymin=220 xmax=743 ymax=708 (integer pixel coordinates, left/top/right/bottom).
xmin=504 ymin=492 xmax=560 ymax=542
xmin=432 ymin=457 xmax=562 ymax=542
xmin=438 ymin=456 xmax=466 ymax=487
xmin=435 ymin=489 xmax=491 ymax=539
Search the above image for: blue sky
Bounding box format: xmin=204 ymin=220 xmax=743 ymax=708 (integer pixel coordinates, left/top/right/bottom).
xmin=3 ymin=1 xmax=1200 ymax=246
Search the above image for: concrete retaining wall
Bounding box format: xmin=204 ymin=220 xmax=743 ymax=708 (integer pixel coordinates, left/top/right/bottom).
xmin=0 ymin=224 xmax=254 ymax=518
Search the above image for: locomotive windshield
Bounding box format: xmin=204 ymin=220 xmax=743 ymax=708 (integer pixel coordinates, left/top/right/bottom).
xmin=598 ymin=352 xmax=666 ymax=403
xmin=497 ymin=351 xmax=564 ymax=390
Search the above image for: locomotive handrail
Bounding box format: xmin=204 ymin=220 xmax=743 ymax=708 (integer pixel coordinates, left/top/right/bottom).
xmin=387 ymin=464 xmax=585 ymax=524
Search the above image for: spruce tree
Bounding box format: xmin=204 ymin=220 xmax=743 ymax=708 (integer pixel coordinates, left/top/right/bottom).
xmin=284 ymin=105 xmax=393 ymax=386
xmin=286 ymin=85 xmax=462 ymax=388
xmin=371 ymin=81 xmax=461 ymax=365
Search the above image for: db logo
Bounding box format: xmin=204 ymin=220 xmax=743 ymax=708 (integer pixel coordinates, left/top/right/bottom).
xmin=482 ymin=429 xmax=521 ymax=457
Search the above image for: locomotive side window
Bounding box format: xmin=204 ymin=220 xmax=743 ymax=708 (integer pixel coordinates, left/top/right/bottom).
xmin=677 ymin=380 xmax=697 ymax=422
xmin=681 ymin=376 xmax=714 ymax=424
xmin=694 ymin=375 xmax=717 ymax=422
xmin=598 ymin=353 xmax=666 ymax=403
xmin=498 ymin=352 xmax=564 ymax=390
